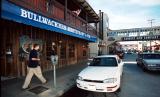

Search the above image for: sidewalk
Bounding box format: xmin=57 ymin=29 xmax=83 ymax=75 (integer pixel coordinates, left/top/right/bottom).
xmin=1 ymin=62 xmax=87 ymax=97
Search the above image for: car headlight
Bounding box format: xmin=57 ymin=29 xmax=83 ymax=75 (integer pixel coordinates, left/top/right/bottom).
xmin=147 ymin=64 xmax=156 ymax=67
xmin=103 ymin=78 xmax=117 ymax=83
xmin=77 ymin=76 xmax=83 ymax=81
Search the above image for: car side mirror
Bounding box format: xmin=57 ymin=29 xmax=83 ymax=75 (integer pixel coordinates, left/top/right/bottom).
xmin=87 ymin=62 xmax=90 ymax=66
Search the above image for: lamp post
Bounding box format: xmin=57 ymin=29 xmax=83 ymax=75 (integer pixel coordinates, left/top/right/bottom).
xmin=148 ymin=19 xmax=155 ymax=52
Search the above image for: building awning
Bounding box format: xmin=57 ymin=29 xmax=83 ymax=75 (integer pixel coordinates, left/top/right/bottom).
xmin=1 ymin=0 xmax=97 ymax=42
xmin=76 ymin=0 xmax=99 ymax=23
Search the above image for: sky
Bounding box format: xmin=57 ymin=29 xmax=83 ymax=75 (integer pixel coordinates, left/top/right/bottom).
xmin=87 ymin=0 xmax=160 ymax=30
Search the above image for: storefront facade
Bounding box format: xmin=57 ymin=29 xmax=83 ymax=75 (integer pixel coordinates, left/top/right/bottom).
xmin=0 ymin=0 xmax=99 ymax=77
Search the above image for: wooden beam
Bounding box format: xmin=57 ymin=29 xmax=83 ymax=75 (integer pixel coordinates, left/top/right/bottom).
xmin=79 ymin=1 xmax=85 ymax=5
xmin=64 ymin=0 xmax=67 ymax=21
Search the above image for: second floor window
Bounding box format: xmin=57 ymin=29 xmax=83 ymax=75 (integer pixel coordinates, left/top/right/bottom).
xmin=46 ymin=0 xmax=54 ymax=14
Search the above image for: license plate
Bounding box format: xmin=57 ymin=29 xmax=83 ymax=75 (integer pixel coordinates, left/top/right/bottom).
xmin=96 ymin=86 xmax=103 ymax=89
xmin=88 ymin=85 xmax=95 ymax=90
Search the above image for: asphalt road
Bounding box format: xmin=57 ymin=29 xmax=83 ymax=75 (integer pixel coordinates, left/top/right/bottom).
xmin=123 ymin=53 xmax=138 ymax=62
xmin=61 ymin=54 xmax=160 ymax=97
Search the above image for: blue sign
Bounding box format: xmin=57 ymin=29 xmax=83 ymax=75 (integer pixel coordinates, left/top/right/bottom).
xmin=1 ymin=0 xmax=97 ymax=42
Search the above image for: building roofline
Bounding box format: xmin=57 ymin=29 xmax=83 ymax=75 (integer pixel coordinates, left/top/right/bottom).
xmin=76 ymin=0 xmax=99 ymax=22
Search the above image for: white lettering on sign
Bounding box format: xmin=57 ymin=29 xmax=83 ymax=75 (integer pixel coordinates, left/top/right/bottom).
xmin=20 ymin=9 xmax=27 ymax=18
xmin=122 ymin=35 xmax=160 ymax=41
xmin=20 ymin=8 xmax=92 ymax=39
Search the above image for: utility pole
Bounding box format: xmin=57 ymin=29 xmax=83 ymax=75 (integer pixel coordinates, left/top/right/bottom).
xmin=148 ymin=19 xmax=155 ymax=52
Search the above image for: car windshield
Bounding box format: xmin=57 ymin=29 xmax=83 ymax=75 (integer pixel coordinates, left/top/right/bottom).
xmin=89 ymin=57 xmax=118 ymax=66
xmin=142 ymin=54 xmax=160 ymax=59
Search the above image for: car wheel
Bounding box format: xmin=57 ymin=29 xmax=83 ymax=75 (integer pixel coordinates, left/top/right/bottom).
xmin=139 ymin=64 xmax=142 ymax=67
xmin=117 ymin=87 xmax=121 ymax=92
xmin=142 ymin=66 xmax=147 ymax=72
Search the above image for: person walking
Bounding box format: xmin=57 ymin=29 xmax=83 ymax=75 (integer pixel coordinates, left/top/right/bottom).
xmin=22 ymin=44 xmax=47 ymax=90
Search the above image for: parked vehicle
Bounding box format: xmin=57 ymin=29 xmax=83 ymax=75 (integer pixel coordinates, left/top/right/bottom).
xmin=136 ymin=53 xmax=160 ymax=71
xmin=136 ymin=53 xmax=143 ymax=67
xmin=127 ymin=49 xmax=132 ymax=54
xmin=76 ymin=55 xmax=123 ymax=92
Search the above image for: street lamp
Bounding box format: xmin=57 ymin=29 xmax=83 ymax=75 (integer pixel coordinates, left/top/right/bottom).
xmin=148 ymin=19 xmax=155 ymax=52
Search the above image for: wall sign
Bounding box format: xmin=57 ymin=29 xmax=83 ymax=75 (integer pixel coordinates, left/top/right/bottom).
xmin=20 ymin=35 xmax=44 ymax=53
xmin=1 ymin=0 xmax=97 ymax=42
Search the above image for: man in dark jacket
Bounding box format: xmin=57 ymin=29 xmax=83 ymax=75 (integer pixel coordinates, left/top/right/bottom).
xmin=22 ymin=44 xmax=47 ymax=89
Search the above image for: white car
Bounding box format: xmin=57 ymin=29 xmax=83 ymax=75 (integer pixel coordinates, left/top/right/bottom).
xmin=76 ymin=55 xmax=123 ymax=92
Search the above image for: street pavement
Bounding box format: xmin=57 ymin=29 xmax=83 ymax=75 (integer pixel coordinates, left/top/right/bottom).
xmin=1 ymin=62 xmax=88 ymax=97
xmin=123 ymin=53 xmax=138 ymax=62
xmin=1 ymin=53 xmax=160 ymax=97
xmin=61 ymin=53 xmax=160 ymax=97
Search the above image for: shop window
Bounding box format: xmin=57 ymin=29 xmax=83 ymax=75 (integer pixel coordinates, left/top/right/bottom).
xmin=46 ymin=42 xmax=57 ymax=60
xmin=60 ymin=44 xmax=66 ymax=59
xmin=69 ymin=44 xmax=75 ymax=58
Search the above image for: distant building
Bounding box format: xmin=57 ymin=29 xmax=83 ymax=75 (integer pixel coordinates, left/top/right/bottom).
xmin=89 ymin=12 xmax=109 ymax=57
xmin=106 ymin=26 xmax=160 ymax=53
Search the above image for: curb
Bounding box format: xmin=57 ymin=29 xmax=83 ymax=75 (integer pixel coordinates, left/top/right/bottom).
xmin=56 ymin=83 xmax=76 ymax=97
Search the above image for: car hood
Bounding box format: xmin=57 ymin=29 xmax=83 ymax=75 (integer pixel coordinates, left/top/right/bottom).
xmin=144 ymin=59 xmax=160 ymax=64
xmin=78 ymin=66 xmax=119 ymax=81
